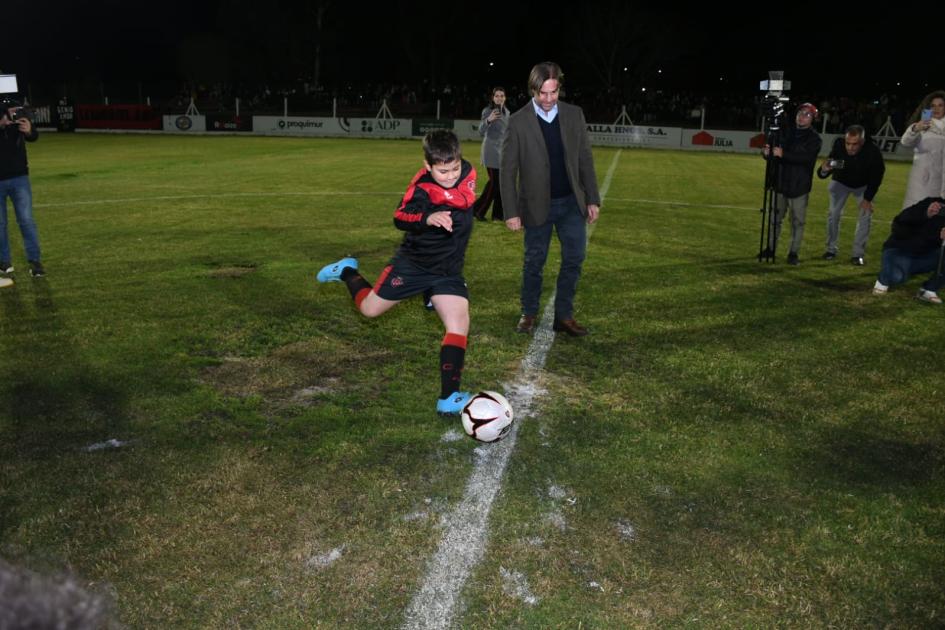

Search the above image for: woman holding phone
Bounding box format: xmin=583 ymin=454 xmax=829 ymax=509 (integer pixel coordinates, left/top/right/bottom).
xmin=901 ymin=90 xmax=945 ymax=209
xmin=472 ymin=87 xmax=509 ymax=221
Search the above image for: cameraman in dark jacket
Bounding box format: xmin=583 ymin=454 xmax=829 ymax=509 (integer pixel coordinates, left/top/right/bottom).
xmin=817 ymin=124 xmax=886 ymax=265
xmin=0 ymin=97 xmax=43 ymax=277
xmin=872 ymin=197 xmax=945 ymax=304
xmin=763 ymin=102 xmax=822 ymax=265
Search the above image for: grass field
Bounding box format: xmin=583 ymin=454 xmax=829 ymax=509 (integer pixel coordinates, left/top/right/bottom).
xmin=1 ymin=134 xmax=942 ymax=628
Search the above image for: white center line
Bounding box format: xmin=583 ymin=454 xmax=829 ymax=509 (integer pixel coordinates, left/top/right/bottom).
xmin=402 ymin=149 xmax=622 ymax=630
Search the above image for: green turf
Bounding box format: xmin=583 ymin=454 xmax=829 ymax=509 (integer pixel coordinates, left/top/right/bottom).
xmin=1 ymin=134 xmax=941 ymax=628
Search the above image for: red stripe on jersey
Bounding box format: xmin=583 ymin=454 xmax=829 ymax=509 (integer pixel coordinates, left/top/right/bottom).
xmin=394 ymin=168 xmax=429 ymax=223
xmin=442 ymin=333 xmax=468 ymax=349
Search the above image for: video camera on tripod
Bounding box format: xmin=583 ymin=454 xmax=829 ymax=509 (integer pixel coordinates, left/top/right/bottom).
xmin=758 ymin=71 xmax=791 ymax=262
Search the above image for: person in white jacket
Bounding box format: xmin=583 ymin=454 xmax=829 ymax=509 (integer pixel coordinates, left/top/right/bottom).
xmin=900 ymin=91 xmax=945 ymax=209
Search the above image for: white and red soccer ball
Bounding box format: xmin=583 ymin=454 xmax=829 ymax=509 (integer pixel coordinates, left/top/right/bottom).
xmin=461 ymin=391 xmax=514 ymax=443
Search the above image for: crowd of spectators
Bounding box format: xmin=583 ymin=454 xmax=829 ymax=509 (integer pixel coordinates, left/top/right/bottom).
xmin=55 ymin=78 xmax=921 ymax=138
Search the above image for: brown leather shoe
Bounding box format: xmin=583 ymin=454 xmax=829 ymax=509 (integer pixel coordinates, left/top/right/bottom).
xmin=516 ymin=314 xmax=536 ymax=334
xmin=552 ymin=318 xmax=588 ymax=337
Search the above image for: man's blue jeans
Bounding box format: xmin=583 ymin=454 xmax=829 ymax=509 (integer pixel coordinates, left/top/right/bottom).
xmin=0 ymin=175 xmax=41 ymax=263
xmin=521 ymin=195 xmax=587 ymax=320
xmin=878 ymin=247 xmax=944 ymax=292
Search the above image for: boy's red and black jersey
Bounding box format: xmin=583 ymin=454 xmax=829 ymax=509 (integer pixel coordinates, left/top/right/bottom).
xmin=392 ymin=159 xmax=477 ymax=275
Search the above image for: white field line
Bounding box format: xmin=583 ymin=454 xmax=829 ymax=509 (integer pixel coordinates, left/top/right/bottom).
xmin=33 ymin=191 xmax=400 ymax=209
xmin=401 ymin=150 xmax=622 ymax=630
xmin=36 ymin=192 xmax=755 ymax=213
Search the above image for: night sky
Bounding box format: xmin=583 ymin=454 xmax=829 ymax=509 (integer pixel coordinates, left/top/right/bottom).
xmin=0 ymin=2 xmax=920 ymax=100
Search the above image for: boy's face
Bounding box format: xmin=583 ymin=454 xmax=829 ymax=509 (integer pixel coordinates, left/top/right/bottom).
xmin=425 ymin=158 xmax=462 ymax=188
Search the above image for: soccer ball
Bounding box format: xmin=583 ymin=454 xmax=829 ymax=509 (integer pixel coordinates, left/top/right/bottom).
xmin=461 ymin=391 xmax=514 ymax=443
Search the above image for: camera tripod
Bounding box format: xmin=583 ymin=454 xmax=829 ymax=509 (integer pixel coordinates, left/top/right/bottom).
xmin=758 ymin=126 xmax=782 ymax=263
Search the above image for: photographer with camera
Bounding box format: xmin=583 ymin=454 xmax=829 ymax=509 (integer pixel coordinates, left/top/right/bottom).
xmin=762 ymin=102 xmax=822 ymax=265
xmin=817 ymin=125 xmax=886 ymax=266
xmin=0 ymin=97 xmax=43 ymax=277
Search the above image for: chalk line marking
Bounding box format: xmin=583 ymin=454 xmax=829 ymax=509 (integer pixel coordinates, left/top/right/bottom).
xmin=35 ymin=191 xmax=747 ymax=213
xmin=402 ymin=150 xmax=622 ymax=630
xmin=33 ymin=191 xmax=400 ymax=209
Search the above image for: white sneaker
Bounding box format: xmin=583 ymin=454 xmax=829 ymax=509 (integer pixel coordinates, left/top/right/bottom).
xmin=0 ymin=277 xmax=12 ymax=288
xmin=916 ymin=289 xmax=942 ymax=305
xmin=872 ymin=280 xmax=888 ymax=295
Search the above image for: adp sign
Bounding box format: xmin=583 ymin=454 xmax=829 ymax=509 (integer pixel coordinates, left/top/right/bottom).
xmin=341 ymin=118 xmax=410 ymax=138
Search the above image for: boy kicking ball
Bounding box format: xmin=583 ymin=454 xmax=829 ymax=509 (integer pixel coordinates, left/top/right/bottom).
xmin=317 ymin=130 xmax=477 ymax=415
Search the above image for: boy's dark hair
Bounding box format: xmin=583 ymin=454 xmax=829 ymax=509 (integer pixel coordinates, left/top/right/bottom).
xmin=423 ymin=129 xmax=461 ymax=165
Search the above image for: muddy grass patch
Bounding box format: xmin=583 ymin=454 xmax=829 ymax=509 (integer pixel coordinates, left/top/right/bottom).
xmin=200 ymin=338 xmax=391 ymax=408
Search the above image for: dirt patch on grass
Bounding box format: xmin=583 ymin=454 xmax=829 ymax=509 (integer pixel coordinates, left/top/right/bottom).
xmin=200 ymin=338 xmax=390 ymax=408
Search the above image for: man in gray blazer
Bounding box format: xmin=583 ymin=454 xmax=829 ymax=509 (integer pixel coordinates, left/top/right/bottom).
xmin=500 ymin=61 xmax=601 ymax=336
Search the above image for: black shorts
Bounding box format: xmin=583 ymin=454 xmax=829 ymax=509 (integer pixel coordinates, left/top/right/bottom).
xmin=373 ymin=257 xmax=468 ymax=302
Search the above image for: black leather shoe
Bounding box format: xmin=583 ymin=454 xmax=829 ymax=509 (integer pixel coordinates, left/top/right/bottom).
xmin=552 ymin=318 xmax=588 ymax=337
xmin=516 ymin=314 xmax=536 ymax=334
xmin=851 ymin=256 xmax=865 ymax=266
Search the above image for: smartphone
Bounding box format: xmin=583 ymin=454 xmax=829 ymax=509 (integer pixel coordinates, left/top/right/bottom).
xmin=922 ymin=108 xmax=933 ymax=121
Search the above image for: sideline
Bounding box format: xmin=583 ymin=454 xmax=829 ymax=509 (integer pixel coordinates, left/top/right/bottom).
xmin=401 ymin=150 xmax=622 ymax=630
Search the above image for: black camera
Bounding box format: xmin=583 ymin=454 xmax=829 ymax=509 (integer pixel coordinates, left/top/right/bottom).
xmin=827 ymin=158 xmax=845 ymax=169
xmin=7 ymin=106 xmax=29 ymax=121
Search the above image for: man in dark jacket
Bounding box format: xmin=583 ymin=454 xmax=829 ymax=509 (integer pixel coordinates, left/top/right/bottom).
xmin=0 ymin=97 xmax=43 ymax=277
xmin=817 ymin=125 xmax=886 ymax=265
xmin=872 ymin=197 xmax=945 ymax=304
xmin=762 ymin=102 xmax=822 ymax=265
xmin=501 ymin=61 xmax=600 ymax=336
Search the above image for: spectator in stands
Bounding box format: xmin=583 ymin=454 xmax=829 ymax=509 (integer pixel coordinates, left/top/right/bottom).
xmin=0 ymin=98 xmax=44 ymax=278
xmin=472 ymin=87 xmax=509 ymax=221
xmin=900 ymin=90 xmax=945 ymax=209
xmin=501 ymin=61 xmax=601 ymax=337
xmin=762 ymin=103 xmax=823 ymax=265
xmin=817 ymin=124 xmax=886 ymax=265
xmin=872 ymin=197 xmax=945 ymax=304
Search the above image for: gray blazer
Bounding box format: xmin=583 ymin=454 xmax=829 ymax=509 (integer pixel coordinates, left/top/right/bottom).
xmin=499 ymin=100 xmax=601 ymax=226
xmin=478 ymin=105 xmax=509 ymax=169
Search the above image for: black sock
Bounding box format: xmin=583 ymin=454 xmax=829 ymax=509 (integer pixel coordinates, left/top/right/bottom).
xmin=440 ymin=333 xmax=467 ymax=399
xmin=341 ymin=267 xmax=371 ymax=304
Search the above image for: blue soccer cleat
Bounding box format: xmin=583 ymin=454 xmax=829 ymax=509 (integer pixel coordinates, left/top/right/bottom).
xmin=436 ymin=391 xmax=472 ymax=415
xmin=316 ymin=257 xmax=358 ymax=283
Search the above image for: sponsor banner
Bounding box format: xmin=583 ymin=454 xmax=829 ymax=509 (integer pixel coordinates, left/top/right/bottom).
xmin=346 ymin=117 xmax=410 ymax=137
xmin=29 ymin=106 xmax=53 ymax=127
xmin=206 ymin=114 xmax=252 ymax=132
xmin=412 ymin=119 xmax=453 ymax=136
xmin=253 ymin=116 xmax=411 ymax=138
xmin=682 ymin=129 xmax=766 ymax=152
xmin=57 ymin=101 xmax=75 ymax=132
xmin=77 ymin=104 xmax=161 ymax=130
xmin=162 ymin=115 xmax=207 ymax=132
xmin=454 ymin=119 xmax=481 ymax=142
xmin=585 ymin=124 xmax=682 ymax=148
xmin=254 ymin=116 xmax=343 ymax=135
